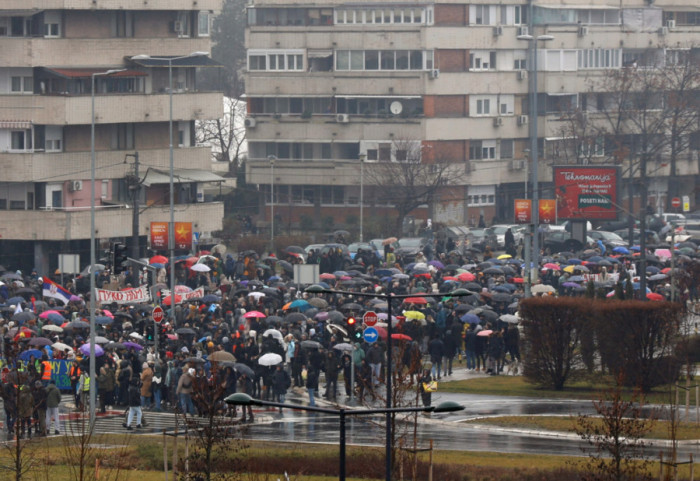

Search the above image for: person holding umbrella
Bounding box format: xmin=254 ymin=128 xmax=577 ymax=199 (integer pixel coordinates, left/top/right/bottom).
xmin=271 ymin=364 xmax=291 ymax=411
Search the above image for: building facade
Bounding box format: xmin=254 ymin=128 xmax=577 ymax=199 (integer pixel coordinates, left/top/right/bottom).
xmin=244 ymin=0 xmax=699 ymax=237
xmin=0 ymin=0 xmax=225 ymax=273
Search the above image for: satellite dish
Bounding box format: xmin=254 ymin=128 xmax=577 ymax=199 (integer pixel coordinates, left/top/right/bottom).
xmin=390 ymin=101 xmax=403 ymax=115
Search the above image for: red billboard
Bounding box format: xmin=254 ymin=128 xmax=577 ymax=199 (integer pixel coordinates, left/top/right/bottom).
xmin=150 ymin=221 xmax=193 ymax=250
xmin=553 ymin=166 xmax=619 ymax=220
xmin=539 ymin=199 xmax=557 ymax=224
xmin=514 ymin=199 xmax=532 ymax=224
xmin=150 ymin=222 xmax=169 ymax=249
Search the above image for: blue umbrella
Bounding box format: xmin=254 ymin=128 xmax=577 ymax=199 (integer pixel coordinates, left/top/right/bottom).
xmin=18 ymin=349 xmax=43 ymax=361
xmin=567 ymin=258 xmax=582 ymax=265
xmin=150 ymin=263 xmax=165 ymax=269
xmin=47 ymin=313 xmax=64 ymax=324
xmin=630 ymin=246 xmax=640 ymax=252
xmin=460 ymin=313 xmax=480 ymax=324
xmin=202 ymin=294 xmax=220 ymax=303
xmin=375 ymin=269 xmax=394 ymax=277
xmin=646 ymin=266 xmax=661 ymax=274
xmin=587 ymin=256 xmax=604 ymax=262
xmin=289 ymin=299 xmax=310 ymax=310
xmin=493 ymin=285 xmax=511 ymax=293
xmin=95 ymin=316 xmax=113 ymax=325
xmin=568 ymin=276 xmax=585 ymax=282
xmin=317 ymin=281 xmax=330 ymax=289
xmin=613 ymin=246 xmax=630 ymax=255
xmin=604 ymin=256 xmax=621 ymax=264
xmin=7 ymin=297 xmax=24 ymax=305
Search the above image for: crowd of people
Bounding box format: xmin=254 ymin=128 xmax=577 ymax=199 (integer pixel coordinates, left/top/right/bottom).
xmin=0 ymin=233 xmax=697 ymax=436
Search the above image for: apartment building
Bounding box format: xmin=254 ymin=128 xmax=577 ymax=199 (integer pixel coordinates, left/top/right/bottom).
xmin=244 ymin=0 xmax=699 ymax=234
xmin=0 ymin=0 xmax=225 ymax=272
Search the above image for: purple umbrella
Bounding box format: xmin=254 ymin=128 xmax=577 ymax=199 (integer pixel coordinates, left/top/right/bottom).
xmin=69 ymin=295 xmax=82 ymax=302
xmin=428 ymin=260 xmax=445 ymax=270
xmin=123 ymin=341 xmax=143 ymax=351
xmin=562 ymin=282 xmax=581 ymax=288
xmin=79 ymin=343 xmax=104 ymax=357
xmin=314 ymin=312 xmax=329 ymax=321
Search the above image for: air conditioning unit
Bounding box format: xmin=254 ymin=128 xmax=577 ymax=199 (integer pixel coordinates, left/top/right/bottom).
xmin=510 ymin=159 xmax=525 ymax=170
xmin=493 ymin=25 xmax=503 ymax=36
xmin=659 ymin=26 xmax=669 ymax=35
xmin=578 ymin=26 xmax=589 ymax=37
xmin=244 ymin=117 xmax=256 ymax=128
xmin=493 ymin=117 xmax=503 ymax=127
xmin=517 ymin=115 xmax=529 ymax=125
xmin=517 ymin=26 xmax=528 ymax=36
xmin=667 ymin=19 xmax=675 ymax=29
xmin=336 ymin=113 xmax=350 ymax=123
xmin=429 ymin=69 xmax=440 ymax=79
xmin=69 ymin=180 xmax=83 ymax=192
xmin=172 ymin=21 xmax=184 ymax=33
xmin=517 ymin=70 xmax=528 ymax=81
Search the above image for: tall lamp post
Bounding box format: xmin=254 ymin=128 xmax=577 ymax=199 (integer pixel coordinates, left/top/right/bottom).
xmin=517 ymin=33 xmax=553 ymax=284
xmin=267 ymin=155 xmax=277 ymax=253
xmin=359 ymin=153 xmax=366 ymax=242
xmin=90 ymin=68 xmax=124 ymax=427
xmin=226 ymin=393 xmax=464 ymax=481
xmin=131 ymin=52 xmax=207 ymax=320
xmin=305 ymin=285 xmax=471 ymax=480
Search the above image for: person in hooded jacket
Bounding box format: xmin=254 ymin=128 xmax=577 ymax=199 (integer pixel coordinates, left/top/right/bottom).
xmin=123 ymin=378 xmax=142 ymax=430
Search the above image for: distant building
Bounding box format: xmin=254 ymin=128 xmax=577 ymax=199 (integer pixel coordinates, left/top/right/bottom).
xmin=243 ymin=0 xmax=699 ymax=234
xmin=0 ymin=0 xmax=224 ymax=273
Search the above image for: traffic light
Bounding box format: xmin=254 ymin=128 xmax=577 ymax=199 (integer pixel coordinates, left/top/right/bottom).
xmin=112 ymin=242 xmax=128 ymax=274
xmin=353 ymin=329 xmax=362 ymax=342
xmin=346 ymin=316 xmax=357 ymax=327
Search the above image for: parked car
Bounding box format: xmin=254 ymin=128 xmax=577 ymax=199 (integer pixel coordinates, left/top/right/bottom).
xmin=348 ymin=242 xmax=381 ymax=260
xmin=466 ymin=228 xmax=498 ymax=252
xmin=543 ymin=231 xmax=591 ymax=254
xmin=613 ymin=229 xmax=661 ymax=246
xmin=395 ymin=237 xmax=429 ymax=262
xmin=588 ymin=230 xmax=627 ymax=248
xmin=491 ymin=224 xmax=525 ymax=247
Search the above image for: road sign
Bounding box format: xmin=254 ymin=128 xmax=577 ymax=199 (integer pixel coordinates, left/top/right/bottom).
xmin=363 ymin=311 xmax=378 ymax=327
xmin=671 ymin=197 xmax=681 ymax=208
xmin=682 ymin=195 xmax=690 ymax=212
xmin=363 ymin=327 xmax=378 ymax=343
xmin=152 ymin=306 xmax=164 ymax=324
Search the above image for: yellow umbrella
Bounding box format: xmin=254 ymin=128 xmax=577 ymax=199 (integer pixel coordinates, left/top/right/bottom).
xmin=563 ymin=265 xmax=575 ymax=273
xmin=497 ymin=254 xmax=512 ymax=260
xmin=403 ymin=311 xmax=426 ymax=320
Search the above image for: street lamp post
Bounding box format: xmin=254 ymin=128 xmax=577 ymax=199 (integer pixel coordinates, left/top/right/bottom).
xmin=304 ymin=285 xmax=471 ymax=480
xmin=90 ymin=68 xmax=124 ymax=427
xmin=225 ymin=393 xmax=464 ymax=481
xmin=130 ymin=52 xmax=207 ymax=321
xmin=359 ymin=153 xmax=366 ymax=242
xmin=518 ymin=33 xmax=553 ymax=285
xmin=268 ymin=155 xmax=277 ymax=252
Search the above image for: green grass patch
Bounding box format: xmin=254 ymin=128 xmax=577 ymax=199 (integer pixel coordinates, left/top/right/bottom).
xmin=440 ymin=375 xmax=698 ymax=405
xmin=465 ymin=415 xmax=700 ymax=440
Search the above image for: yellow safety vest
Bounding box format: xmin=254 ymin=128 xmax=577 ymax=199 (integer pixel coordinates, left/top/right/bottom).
xmin=82 ymin=376 xmax=90 ymax=392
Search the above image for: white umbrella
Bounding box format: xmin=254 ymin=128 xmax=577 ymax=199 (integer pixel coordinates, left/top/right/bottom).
xmin=191 ymin=263 xmax=211 ymax=272
xmin=94 ymin=336 xmax=110 ymax=344
xmin=333 ymin=343 xmax=354 ymax=352
xmin=52 ymin=342 xmax=73 ymax=352
xmin=258 ymin=352 xmax=283 ymax=366
xmin=248 ymin=292 xmax=265 ymax=300
xmin=531 ymin=284 xmax=555 ymax=294
xmin=262 ymin=329 xmax=283 ymax=340
xmin=129 ymin=332 xmax=144 ymax=340
xmin=499 ymin=314 xmax=519 ymax=324
xmin=42 ymin=325 xmax=64 ymax=333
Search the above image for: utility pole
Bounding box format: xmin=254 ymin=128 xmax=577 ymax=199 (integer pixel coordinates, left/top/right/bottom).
xmin=125 ymin=152 xmax=141 ymax=260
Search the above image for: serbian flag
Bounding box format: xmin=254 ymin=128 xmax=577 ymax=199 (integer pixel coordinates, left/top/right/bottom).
xmin=42 ymin=278 xmax=72 ymax=305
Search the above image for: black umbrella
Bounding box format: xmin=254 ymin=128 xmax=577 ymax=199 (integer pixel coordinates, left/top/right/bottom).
xmin=234 ymin=363 xmax=254 ymax=377
xmin=184 ymin=357 xmax=206 ymax=365
xmin=262 ymin=287 xmax=281 ymax=297
xmin=266 ymin=315 xmax=283 ymax=325
xmin=463 ymin=282 xmax=482 ymax=291
xmin=328 ymin=310 xmax=344 ymax=323
xmin=12 ymin=311 xmax=36 ymax=323
xmin=491 ymin=293 xmax=513 ymax=303
xmin=176 ymin=327 xmax=196 ymax=335
xmin=105 ymin=342 xmax=125 ymax=350
xmin=285 ymin=246 xmax=306 ymax=255
xmin=113 ymin=311 xmax=134 ymax=321
xmin=341 ymin=302 xmax=362 ymax=311
xmin=284 ymin=312 xmax=306 ymax=324
xmin=483 ymin=267 xmax=505 ymax=275
xmin=454 ymin=304 xmax=471 ymax=313
xmin=479 ymin=310 xmax=499 ymax=322
xmin=66 ymin=320 xmax=89 ymax=329
xmin=14 ymin=287 xmax=37 ymax=298
xmin=277 ymin=260 xmax=294 ymax=272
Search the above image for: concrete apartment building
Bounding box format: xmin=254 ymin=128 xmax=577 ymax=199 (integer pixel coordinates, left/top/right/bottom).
xmin=0 ymin=0 xmax=225 ymax=273
xmin=244 ymin=0 xmax=699 ymax=235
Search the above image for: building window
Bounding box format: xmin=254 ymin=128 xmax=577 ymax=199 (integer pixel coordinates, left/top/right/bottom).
xmin=578 ymin=49 xmax=621 ymax=69
xmin=470 ymin=51 xmax=497 ymax=71
xmin=335 ymin=6 xmax=430 ymax=25
xmin=336 ymin=50 xmax=433 ymax=71
xmin=11 ymin=130 xmax=32 ymax=151
xmin=44 ymin=22 xmax=59 ymax=37
xmin=198 ymin=11 xmax=211 ymax=36
xmin=469 ymin=140 xmax=496 ymax=160
xmin=11 ymin=76 xmax=32 ymax=94
xmin=45 ymin=139 xmax=62 ymax=152
xmin=248 ymin=50 xmax=305 ymax=71
xmin=513 ymin=50 xmax=528 ymax=70
xmin=470 ymin=5 xmax=495 ymax=25
xmin=476 ymin=98 xmax=491 ymax=116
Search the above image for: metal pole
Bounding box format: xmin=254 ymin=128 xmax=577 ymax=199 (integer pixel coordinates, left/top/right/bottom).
xmin=168 ymin=58 xmax=176 ymax=322
xmin=530 ymin=35 xmax=540 ymax=285
xmin=360 ymin=155 xmax=365 ymax=242
xmin=130 ymin=152 xmax=140 ymax=260
xmin=268 ymin=155 xmax=276 ymax=252
xmin=524 ymin=154 xmax=531 ymax=297
xmin=339 ymin=408 xmax=346 ymax=481
xmin=385 ymin=292 xmax=393 ymax=481
xmin=350 ymin=344 xmax=355 ymax=403
xmin=89 ymin=73 xmax=98 ymax=427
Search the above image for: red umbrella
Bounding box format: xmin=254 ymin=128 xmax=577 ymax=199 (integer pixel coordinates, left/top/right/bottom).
xmin=162 ymin=294 xmax=182 ymax=306
xmin=646 ymin=292 xmax=664 ymax=301
xmin=661 ymin=267 xmax=671 ymax=274
xmin=457 ymin=272 xmax=476 ymax=282
xmin=391 ymin=333 xmax=412 ymax=341
xmin=443 ymin=276 xmax=458 ymax=281
xmin=477 ymin=329 xmax=493 ymax=337
xmin=320 ymin=273 xmax=336 ymax=280
xmin=150 ymin=255 xmax=168 ymax=265
xmin=375 ymin=326 xmax=388 ymax=340
xmin=512 ymin=277 xmax=524 ymax=284
xmin=404 ymin=297 xmax=427 ymax=305
xmin=243 ymin=311 xmax=266 ymax=318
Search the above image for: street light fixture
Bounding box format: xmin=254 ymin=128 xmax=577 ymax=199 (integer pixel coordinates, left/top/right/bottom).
xmin=517 ymin=33 xmax=553 ymax=289
xmin=359 ymin=153 xmax=366 ymax=243
xmin=304 ymin=284 xmax=471 ymax=481
xmin=89 ymin=68 xmax=125 ymax=427
xmin=225 ymin=393 xmax=464 ymax=481
xmin=267 ymin=155 xmax=277 ymax=252
xmin=130 ymin=52 xmax=208 ymax=319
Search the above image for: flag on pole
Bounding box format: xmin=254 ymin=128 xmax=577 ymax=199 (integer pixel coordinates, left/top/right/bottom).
xmin=42 ymin=278 xmax=72 ymax=305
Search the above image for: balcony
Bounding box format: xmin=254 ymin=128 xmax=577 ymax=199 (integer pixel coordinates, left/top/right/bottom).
xmin=0 ymin=202 xmax=224 ymax=242
xmin=0 ymin=38 xmax=212 ymax=68
xmin=0 ymin=147 xmax=213 ymax=183
xmin=3 ymin=0 xmax=221 ymax=11
xmin=0 ymin=92 xmax=222 ymax=125
xmin=425 ymin=116 xmax=525 ymax=140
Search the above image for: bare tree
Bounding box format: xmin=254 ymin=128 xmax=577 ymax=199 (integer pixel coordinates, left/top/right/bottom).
xmin=196 ymin=96 xmax=247 ymax=178
xmin=364 ymin=139 xmax=466 ymax=234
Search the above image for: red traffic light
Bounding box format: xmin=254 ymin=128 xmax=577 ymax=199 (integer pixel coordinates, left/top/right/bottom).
xmin=347 ymin=316 xmax=357 ymax=326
